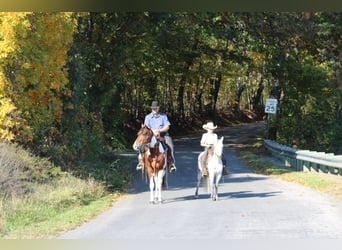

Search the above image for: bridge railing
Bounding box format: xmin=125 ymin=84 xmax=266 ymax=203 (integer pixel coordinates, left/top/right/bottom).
xmin=263 ymin=140 xmax=342 ymax=176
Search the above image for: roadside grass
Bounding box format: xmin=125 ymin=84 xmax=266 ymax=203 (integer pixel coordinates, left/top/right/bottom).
xmin=2 ymin=191 xmax=119 ymax=239
xmin=237 ymin=137 xmax=342 ymax=200
xmin=0 ymin=172 xmax=125 ymax=239
xmin=0 ymin=142 xmax=135 ymax=239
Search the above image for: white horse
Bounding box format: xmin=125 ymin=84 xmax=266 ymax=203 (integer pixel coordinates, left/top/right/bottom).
xmin=195 ymin=136 xmax=224 ymax=201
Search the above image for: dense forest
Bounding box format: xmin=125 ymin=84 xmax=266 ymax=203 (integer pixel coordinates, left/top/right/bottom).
xmin=0 ymin=12 xmax=341 ymax=171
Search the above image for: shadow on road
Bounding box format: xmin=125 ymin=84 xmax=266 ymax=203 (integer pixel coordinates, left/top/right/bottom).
xmin=161 ymin=190 xmax=282 ymax=204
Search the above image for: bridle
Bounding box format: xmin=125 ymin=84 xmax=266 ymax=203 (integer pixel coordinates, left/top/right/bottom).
xmin=134 ymin=126 xmax=153 ymax=154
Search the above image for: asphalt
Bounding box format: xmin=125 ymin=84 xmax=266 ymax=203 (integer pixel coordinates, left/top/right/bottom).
xmin=58 ymin=122 xmax=342 ymax=239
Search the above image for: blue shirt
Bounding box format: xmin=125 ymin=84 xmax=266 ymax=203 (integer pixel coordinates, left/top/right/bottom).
xmin=144 ymin=111 xmax=170 ymax=137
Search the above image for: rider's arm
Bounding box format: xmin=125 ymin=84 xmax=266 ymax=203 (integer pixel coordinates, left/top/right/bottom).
xmin=153 ymin=125 xmax=169 ymax=137
xmin=200 ymin=134 xmax=210 ymax=147
xmin=201 ymin=133 xmax=217 ymax=148
xmin=153 ymin=113 xmax=170 ymax=136
xmin=158 ymin=125 xmax=169 ymax=133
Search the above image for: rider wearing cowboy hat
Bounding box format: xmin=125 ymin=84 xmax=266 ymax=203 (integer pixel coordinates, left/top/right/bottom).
xmin=198 ymin=121 xmax=228 ymax=177
xmin=136 ymin=100 xmax=176 ymax=173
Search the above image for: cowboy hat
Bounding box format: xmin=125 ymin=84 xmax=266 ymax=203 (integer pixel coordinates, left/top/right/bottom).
xmin=150 ymin=101 xmax=160 ymax=109
xmin=203 ymin=122 xmax=217 ymax=130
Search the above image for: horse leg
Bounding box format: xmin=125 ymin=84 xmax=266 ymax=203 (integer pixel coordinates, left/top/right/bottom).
xmin=155 ymin=172 xmax=160 ymax=203
xmin=149 ymin=175 xmax=155 ymax=203
xmin=213 ymin=183 xmax=218 ymax=201
xmin=212 ymin=174 xmax=217 ymax=201
xmin=195 ymin=154 xmax=204 ymax=198
xmin=209 ymin=171 xmax=215 ymax=199
xmin=156 ymin=170 xmax=164 ymax=203
xmin=213 ymin=171 xmax=222 ymax=201
xmin=194 ymin=169 xmax=202 ymax=198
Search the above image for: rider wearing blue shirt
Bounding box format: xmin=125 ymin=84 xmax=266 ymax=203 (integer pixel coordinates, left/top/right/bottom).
xmin=136 ymin=101 xmax=177 ymax=173
xmin=144 ymin=111 xmax=170 ymax=138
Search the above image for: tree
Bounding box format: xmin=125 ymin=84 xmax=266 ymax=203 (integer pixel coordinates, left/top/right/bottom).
xmin=0 ymin=12 xmax=75 ymax=154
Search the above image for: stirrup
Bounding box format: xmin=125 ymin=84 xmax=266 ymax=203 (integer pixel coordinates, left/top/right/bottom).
xmin=169 ymin=164 xmax=176 ymax=173
xmin=136 ymin=163 xmax=144 ymax=170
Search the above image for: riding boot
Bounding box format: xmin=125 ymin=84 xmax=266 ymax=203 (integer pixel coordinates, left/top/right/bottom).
xmin=222 ymin=165 xmax=228 ymax=176
xmin=136 ymin=154 xmax=144 ymax=170
xmin=167 ymin=149 xmax=176 ymax=173
xmin=169 ymin=161 xmax=176 ymax=173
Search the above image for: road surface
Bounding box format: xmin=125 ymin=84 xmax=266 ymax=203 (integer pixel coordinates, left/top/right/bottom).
xmin=59 ymin=122 xmax=342 ymax=239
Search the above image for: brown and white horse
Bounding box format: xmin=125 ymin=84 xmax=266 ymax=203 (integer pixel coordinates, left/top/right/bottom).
xmin=133 ymin=126 xmax=167 ymax=204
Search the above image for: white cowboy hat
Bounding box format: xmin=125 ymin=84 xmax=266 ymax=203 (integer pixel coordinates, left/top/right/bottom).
xmin=202 ymin=122 xmax=217 ymax=130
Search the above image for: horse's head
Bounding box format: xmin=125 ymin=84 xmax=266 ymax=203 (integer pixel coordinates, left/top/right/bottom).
xmin=133 ymin=125 xmax=154 ymax=152
xmin=213 ymin=136 xmax=224 ymax=157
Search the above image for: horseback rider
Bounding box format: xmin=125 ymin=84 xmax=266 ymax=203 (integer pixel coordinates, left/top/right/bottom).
xmin=136 ymin=101 xmax=177 ymax=173
xmin=198 ymin=122 xmax=228 ymax=177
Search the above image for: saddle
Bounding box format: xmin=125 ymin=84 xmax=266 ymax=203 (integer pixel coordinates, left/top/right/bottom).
xmin=155 ymin=134 xmax=165 ymax=141
xmin=157 ymin=138 xmax=174 ymax=167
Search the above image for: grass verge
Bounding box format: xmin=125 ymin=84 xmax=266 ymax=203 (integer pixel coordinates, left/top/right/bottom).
xmin=0 ymin=142 xmax=135 ymax=239
xmin=2 ymin=193 xmax=119 ymax=239
xmin=237 ymin=137 xmax=342 ymax=200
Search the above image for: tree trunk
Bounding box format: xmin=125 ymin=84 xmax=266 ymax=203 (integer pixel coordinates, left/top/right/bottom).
xmin=209 ymin=71 xmax=222 ymax=112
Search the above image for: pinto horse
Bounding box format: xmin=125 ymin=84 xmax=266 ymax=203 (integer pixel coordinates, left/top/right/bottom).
xmin=195 ymin=136 xmax=224 ymax=201
xmin=133 ymin=126 xmax=167 ymax=204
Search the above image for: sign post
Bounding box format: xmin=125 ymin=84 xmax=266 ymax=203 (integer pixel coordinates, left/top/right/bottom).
xmin=265 ymin=98 xmax=278 ymax=139
xmin=265 ymin=98 xmax=278 ymax=114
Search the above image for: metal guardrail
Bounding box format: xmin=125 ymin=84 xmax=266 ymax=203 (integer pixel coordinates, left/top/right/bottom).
xmin=264 ymin=140 xmax=342 ymax=176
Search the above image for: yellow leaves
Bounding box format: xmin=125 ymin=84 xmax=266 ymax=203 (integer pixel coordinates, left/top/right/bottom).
xmin=0 ymin=12 xmax=77 ymax=144
xmin=0 ymin=86 xmax=16 ymax=141
xmin=50 ymin=81 xmax=61 ymax=91
xmin=22 ymin=62 xmax=31 ymax=69
xmin=0 ymin=12 xmax=30 ymax=58
xmin=0 ymin=93 xmax=16 ymax=141
xmin=0 ymin=71 xmax=16 ymax=141
xmin=246 ymin=51 xmax=265 ymax=66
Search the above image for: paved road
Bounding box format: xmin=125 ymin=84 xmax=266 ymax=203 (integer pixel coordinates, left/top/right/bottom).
xmin=59 ymin=122 xmax=342 ymax=239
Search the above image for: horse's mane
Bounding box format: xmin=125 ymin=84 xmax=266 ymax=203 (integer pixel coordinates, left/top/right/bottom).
xmin=135 ymin=125 xmax=154 ymax=147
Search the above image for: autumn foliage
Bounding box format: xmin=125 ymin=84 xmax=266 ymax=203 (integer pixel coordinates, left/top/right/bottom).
xmin=0 ymin=12 xmax=341 ymax=170
xmin=0 ymin=12 xmax=75 ymax=151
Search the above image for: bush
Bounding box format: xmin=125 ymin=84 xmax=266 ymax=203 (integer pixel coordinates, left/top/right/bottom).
xmin=0 ymin=142 xmax=63 ymax=200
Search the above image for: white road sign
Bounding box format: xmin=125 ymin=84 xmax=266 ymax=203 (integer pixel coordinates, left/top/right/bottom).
xmin=265 ymin=98 xmax=278 ymax=114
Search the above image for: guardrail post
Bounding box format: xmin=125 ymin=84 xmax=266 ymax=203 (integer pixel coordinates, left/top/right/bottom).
xmin=311 ymin=163 xmax=318 ymax=173
xmin=285 ymin=157 xmax=290 ymax=167
xmin=329 ymin=167 xmax=337 ymax=175
xmin=296 ymin=159 xmax=302 ymax=171
xmin=302 ymin=160 xmax=310 ymax=172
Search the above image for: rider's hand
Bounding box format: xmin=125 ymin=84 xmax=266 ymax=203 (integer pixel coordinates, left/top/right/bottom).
xmin=152 ymin=129 xmax=160 ymax=136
